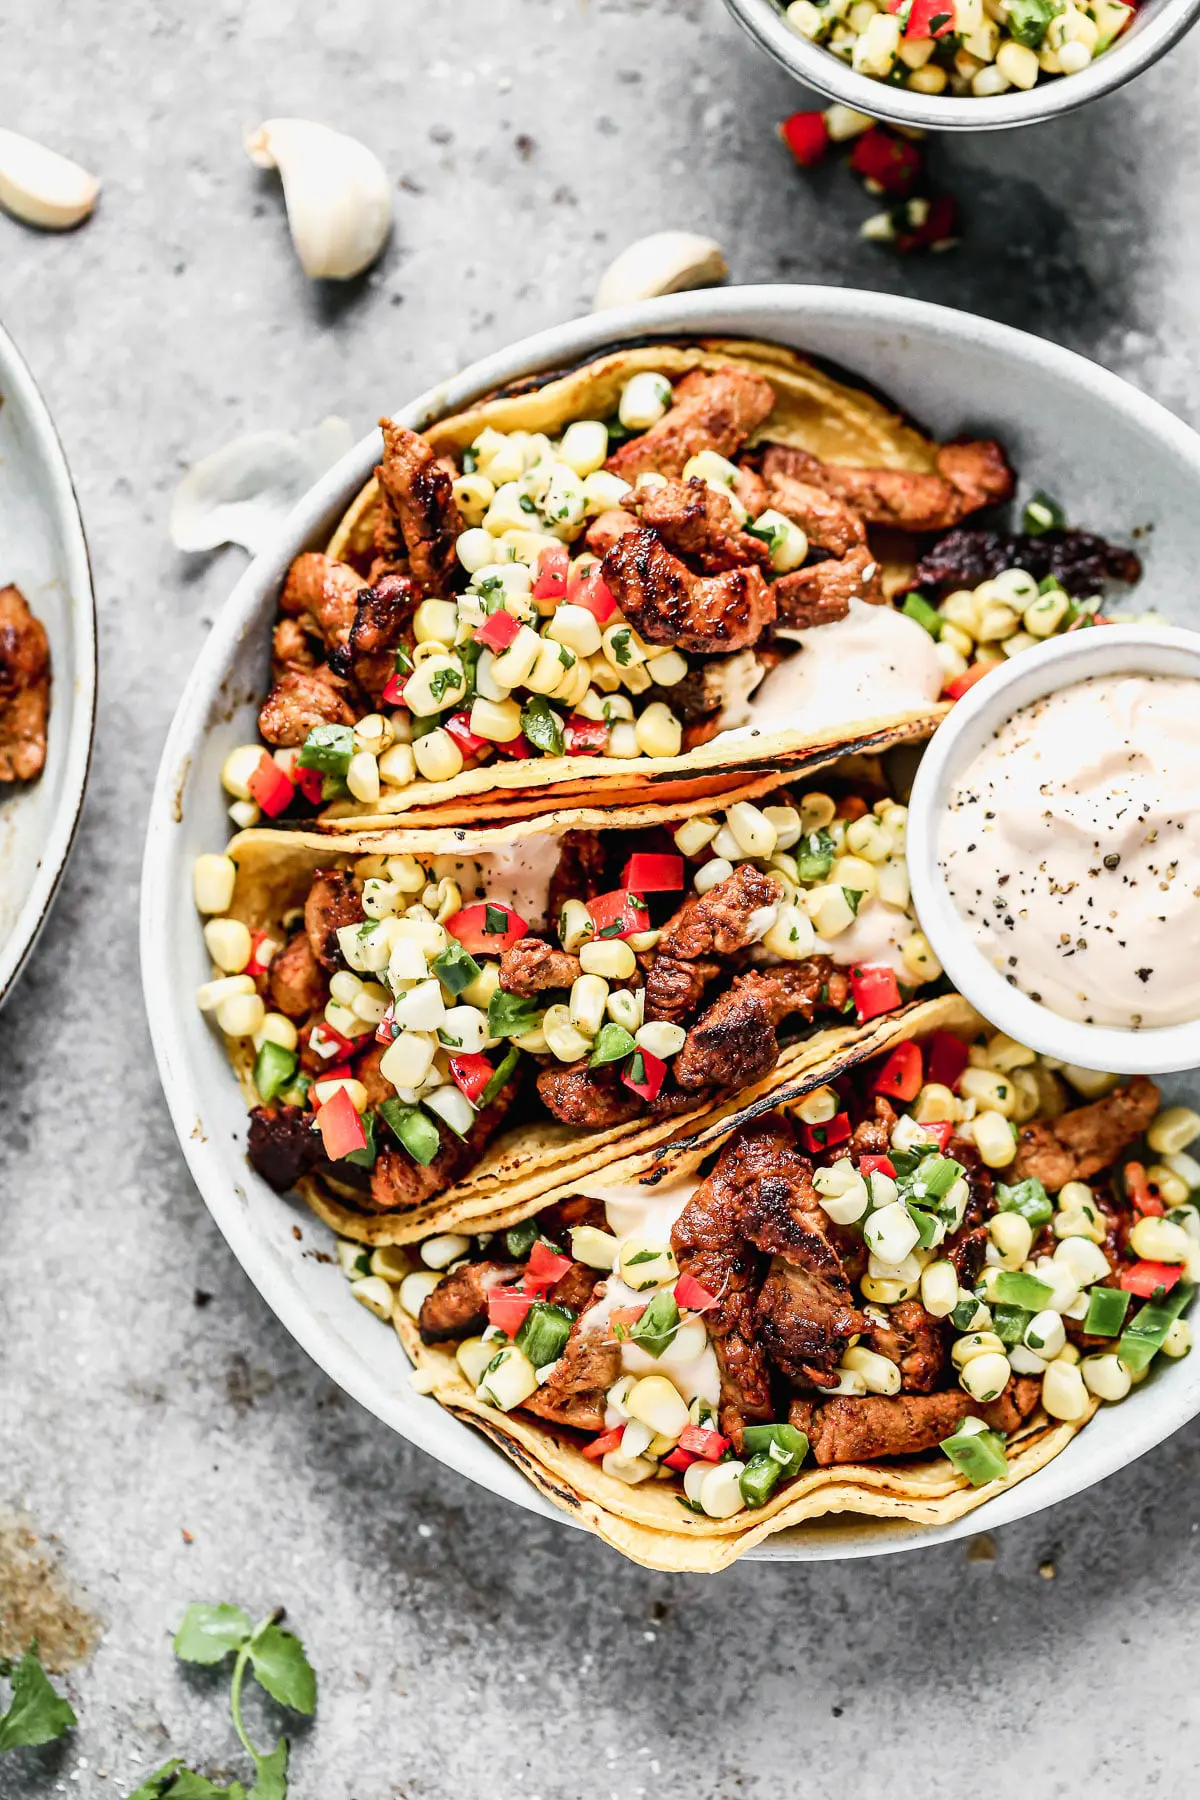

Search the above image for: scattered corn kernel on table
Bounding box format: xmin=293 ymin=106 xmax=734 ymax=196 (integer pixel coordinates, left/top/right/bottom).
xmin=4 ymin=2 xmax=1200 ymax=1796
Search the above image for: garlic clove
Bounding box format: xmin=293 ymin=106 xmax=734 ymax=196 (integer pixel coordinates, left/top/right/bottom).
xmin=593 ymin=232 xmax=728 ymax=311
xmin=0 ymin=129 xmax=99 ymax=231
xmin=170 ymin=416 xmax=355 ymax=555
xmin=245 ymin=118 xmax=391 ymax=281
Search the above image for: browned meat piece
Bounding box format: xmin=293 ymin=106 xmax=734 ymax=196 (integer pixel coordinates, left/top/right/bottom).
xmin=535 ymin=1060 xmax=642 ymax=1128
xmin=305 ymin=869 xmax=364 ymax=970
xmin=343 ymin=572 xmax=419 ymax=700
xmin=733 ymin=465 xmax=768 ymax=518
xmin=547 ymin=1261 xmax=603 ymax=1314
xmin=585 ymin=508 xmax=639 ymax=557
xmin=948 ymin=1137 xmax=994 ymax=1230
xmin=979 ymin=1374 xmax=1042 ymax=1435
xmin=643 ymin=955 xmax=721 ymax=1025
xmin=772 ymin=544 xmax=883 ymax=629
xmin=279 ymin=552 xmax=366 ymax=651
xmin=790 ymin=1391 xmax=972 ymax=1464
xmin=860 ymin=1299 xmax=946 ymax=1394
xmin=268 ymin=930 xmax=328 ymax=1019
xmin=947 ymin=1222 xmax=989 ymax=1289
xmin=646 ymin=649 xmax=765 ymax=725
xmin=602 ymin=527 xmax=774 ymax=655
xmin=377 ymin=419 xmax=462 ymax=591
xmin=768 ymin=440 xmax=1013 ymax=534
xmin=523 ymin=1317 xmax=621 ymax=1432
xmin=671 ymin=1130 xmax=775 ymax=1446
xmin=0 ymin=585 xmax=50 ymax=783
xmin=499 ymin=936 xmax=582 ymax=995
xmin=247 ymin=1105 xmax=319 ymax=1193
xmin=657 ymin=864 xmax=785 ymax=961
xmin=606 ymin=366 xmax=776 ymax=482
xmin=258 ymin=664 xmax=358 ymax=747
xmin=1012 ymin=1076 xmax=1159 ymax=1191
xmin=623 ymin=477 xmax=771 ymax=573
xmin=547 ymin=830 xmax=608 ymax=925
xmin=352 ymin=1042 xmax=393 ymax=1111
xmin=912 ymin=526 xmax=1142 ymax=598
xmin=272 ymin=616 xmax=317 ymax=675
xmin=417 ymin=1260 xmax=516 ymax=1343
xmin=756 ymin=446 xmax=867 ymax=557
xmin=847 ymin=1098 xmax=898 ymax=1159
xmin=721 ymin=1117 xmax=863 ymax=1385
xmin=539 ymin=1194 xmax=608 ymax=1239
xmin=672 ymin=960 xmax=844 ymax=1093
xmin=369 ymin=1076 xmax=520 ymax=1213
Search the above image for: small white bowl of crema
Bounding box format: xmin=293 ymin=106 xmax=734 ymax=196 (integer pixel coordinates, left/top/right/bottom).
xmin=907 ymin=623 xmax=1200 ymax=1075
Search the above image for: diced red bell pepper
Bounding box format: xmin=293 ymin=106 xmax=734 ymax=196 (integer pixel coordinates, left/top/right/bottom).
xmin=473 ymin=608 xmax=521 ymax=652
xmin=778 ymin=110 xmax=830 ymax=168
xmin=674 ymin=1273 xmax=719 ymax=1314
xmin=294 ymin=762 xmax=325 ymax=806
xmin=917 ymin=1120 xmax=955 ymax=1153
xmin=587 ymin=888 xmax=651 ymax=940
xmin=376 ymin=1004 xmax=399 ymax=1047
xmin=443 ymin=711 xmax=492 ymax=759
xmin=525 ymin=1241 xmax=574 ymax=1290
xmin=610 ymin=1304 xmax=647 ymax=1335
xmin=850 ymin=963 xmax=903 ymax=1024
xmin=381 ymin=671 xmax=409 ymax=706
xmin=487 ymin=1285 xmax=534 ymax=1335
xmin=1125 ymin=1162 xmax=1165 ymax=1217
xmin=246 ymin=930 xmax=279 ymax=980
xmin=849 ymin=127 xmax=923 ymax=197
xmin=944 ymin=659 xmax=993 ymax=701
xmin=310 ymin=1061 xmax=353 ymax=1104
xmin=567 ymin=563 xmax=617 ymax=625
xmin=1119 ymin=1261 xmax=1184 ymax=1298
xmin=449 ymin=1052 xmax=494 ymax=1104
xmin=316 ymin=1084 xmax=367 ymax=1161
xmin=623 ymin=1049 xmax=667 ymax=1104
xmin=581 ymin=1425 xmax=626 ymax=1462
xmin=926 ymin=1031 xmax=969 ymax=1092
xmin=888 ymin=0 xmax=955 ymax=33
xmin=896 ymin=191 xmax=958 ymax=255
xmin=873 ymin=1040 xmax=923 ymax=1103
xmin=308 ymin=1020 xmax=362 ymax=1063
xmin=563 ymin=715 xmax=609 ymax=756
xmin=247 ymin=752 xmax=295 ymax=819
xmin=532 ymin=544 xmax=569 ymax=603
xmin=859 ymin=1154 xmax=897 ymax=1182
xmin=445 ymin=900 xmax=529 ymax=955
xmin=678 ymin=1424 xmax=730 ymax=1461
xmin=663 ymin=1446 xmax=698 ymax=1472
xmin=622 ymin=852 xmax=684 ymax=894
xmin=492 ymin=731 xmax=536 ymax=758
xmin=802 ymin=1112 xmax=852 ymax=1152
xmin=836 ymin=796 xmax=870 ymax=824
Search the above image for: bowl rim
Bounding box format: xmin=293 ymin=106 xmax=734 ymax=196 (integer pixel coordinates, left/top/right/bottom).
xmin=0 ymin=316 xmax=97 ymax=1009
xmin=142 ymin=284 xmax=1200 ymax=1561
xmin=722 ymin=0 xmax=1200 ymax=131
xmin=907 ymin=622 xmax=1200 ymax=1074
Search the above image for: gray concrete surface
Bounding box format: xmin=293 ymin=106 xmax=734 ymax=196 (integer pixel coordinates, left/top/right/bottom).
xmin=2 ymin=1 xmax=1200 ymax=1794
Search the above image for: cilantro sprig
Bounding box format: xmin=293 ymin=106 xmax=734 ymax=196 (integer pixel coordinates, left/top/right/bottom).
xmin=0 ymin=1645 xmax=77 ymax=1756
xmin=126 ymin=1604 xmax=316 ymax=1799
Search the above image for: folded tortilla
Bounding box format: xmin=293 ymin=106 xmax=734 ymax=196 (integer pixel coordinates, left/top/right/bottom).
xmin=314 ymin=337 xmax=949 ymax=828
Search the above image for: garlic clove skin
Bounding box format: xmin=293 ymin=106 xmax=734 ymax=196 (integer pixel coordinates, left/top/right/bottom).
xmin=170 ymin=416 xmax=355 ymax=555
xmin=593 ymin=232 xmax=728 ymax=311
xmin=246 ymin=118 xmax=391 ymax=281
xmin=0 ymin=129 xmax=99 ymax=231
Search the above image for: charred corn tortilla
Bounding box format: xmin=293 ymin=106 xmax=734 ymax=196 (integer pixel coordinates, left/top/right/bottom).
xmin=383 ymin=994 xmax=1094 ymax=1573
xmin=222 ymin=821 xmax=924 ymax=1246
xmin=316 ymin=337 xmax=949 ymax=824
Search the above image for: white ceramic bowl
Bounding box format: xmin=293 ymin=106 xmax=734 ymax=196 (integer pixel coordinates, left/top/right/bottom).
xmin=142 ymin=287 xmax=1200 ymax=1561
xmin=723 ymin=0 xmax=1200 ymax=131
xmin=908 ymin=623 xmax=1200 ymax=1075
xmin=0 ymin=319 xmax=96 ymax=1008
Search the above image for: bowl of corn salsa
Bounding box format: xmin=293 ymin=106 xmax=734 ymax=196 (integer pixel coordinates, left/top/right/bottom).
xmin=144 ymin=286 xmax=1200 ymax=1559
xmin=723 ymin=0 xmax=1200 ymax=128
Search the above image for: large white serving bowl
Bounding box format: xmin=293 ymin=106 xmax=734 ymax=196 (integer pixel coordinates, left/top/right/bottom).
xmin=0 ymin=320 xmax=96 ymax=1009
xmin=141 ymin=286 xmax=1200 ymax=1562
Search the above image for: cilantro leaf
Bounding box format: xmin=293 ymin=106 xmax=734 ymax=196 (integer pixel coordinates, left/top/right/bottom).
xmin=172 ymin=1774 xmax=246 ymax=1799
xmin=246 ymin=1626 xmax=316 ymax=1716
xmin=0 ymin=1646 xmax=77 ymax=1753
xmin=248 ymin=1739 xmax=289 ymax=1800
xmin=123 ymin=1759 xmax=185 ymax=1800
xmin=173 ymin=1604 xmax=253 ymax=1665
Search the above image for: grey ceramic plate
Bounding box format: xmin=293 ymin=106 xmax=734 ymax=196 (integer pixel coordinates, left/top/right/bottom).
xmin=0 ymin=321 xmax=96 ymax=1007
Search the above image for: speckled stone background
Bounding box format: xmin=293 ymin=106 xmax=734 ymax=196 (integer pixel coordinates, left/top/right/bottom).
xmin=3 ymin=2 xmax=1200 ymax=1795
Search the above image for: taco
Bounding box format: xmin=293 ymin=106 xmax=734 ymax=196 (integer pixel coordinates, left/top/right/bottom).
xmin=333 ymin=995 xmax=1198 ymax=1571
xmin=217 ymin=336 xmax=1133 ymax=834
xmin=193 ymin=764 xmax=946 ymax=1245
